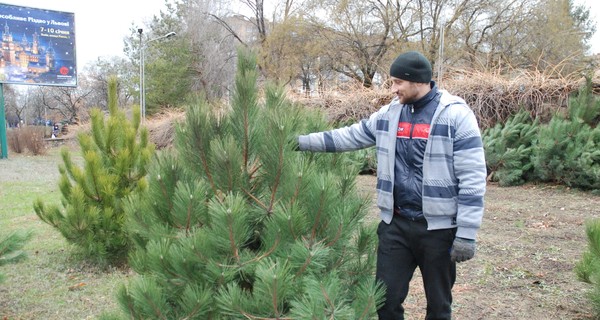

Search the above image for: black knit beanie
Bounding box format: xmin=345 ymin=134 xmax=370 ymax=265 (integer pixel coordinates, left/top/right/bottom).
xmin=389 ymin=51 xmax=432 ymax=83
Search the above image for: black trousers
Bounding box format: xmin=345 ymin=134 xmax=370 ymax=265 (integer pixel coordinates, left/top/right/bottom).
xmin=376 ymin=215 xmax=456 ymax=320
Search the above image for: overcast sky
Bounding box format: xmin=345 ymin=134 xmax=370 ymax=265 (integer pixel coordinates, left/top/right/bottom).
xmin=2 ymin=0 xmax=600 ymax=69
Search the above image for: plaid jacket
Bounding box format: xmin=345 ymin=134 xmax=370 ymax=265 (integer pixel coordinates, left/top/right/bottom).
xmin=298 ymin=90 xmax=486 ymax=240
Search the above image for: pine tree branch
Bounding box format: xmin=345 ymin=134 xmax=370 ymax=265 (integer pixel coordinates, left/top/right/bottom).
xmin=310 ymin=191 xmax=327 ymax=241
xmin=142 ymin=291 xmax=168 ymax=320
xmin=243 ymin=107 xmax=250 ymax=174
xmin=357 ymin=296 xmax=377 ymax=320
xmin=158 ymin=176 xmax=174 ymax=213
xmin=290 ymin=174 xmax=302 ymax=207
xmin=87 ymin=165 xmax=103 ymax=203
xmin=242 ymin=188 xmax=268 ymax=211
xmin=226 ymin=210 xmax=240 ymax=262
xmin=267 ymin=143 xmax=285 ymax=214
xmin=271 ymin=276 xmax=279 ymax=316
xmin=240 ymin=310 xmax=293 ymax=320
xmin=218 ymin=234 xmax=280 ymax=269
xmin=295 ymin=250 xmax=313 ymax=277
xmin=319 ymin=282 xmax=335 ymax=317
xmin=185 ymin=197 xmax=193 ymax=235
xmin=325 ymin=223 xmax=343 ymax=248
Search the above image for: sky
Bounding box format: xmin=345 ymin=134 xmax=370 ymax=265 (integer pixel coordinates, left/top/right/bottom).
xmin=2 ymin=0 xmax=600 ymax=69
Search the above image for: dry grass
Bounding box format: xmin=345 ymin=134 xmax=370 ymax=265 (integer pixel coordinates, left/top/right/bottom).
xmin=145 ymin=108 xmax=185 ymax=150
xmin=443 ymin=67 xmax=583 ymax=129
xmin=286 ymin=68 xmax=594 ymax=130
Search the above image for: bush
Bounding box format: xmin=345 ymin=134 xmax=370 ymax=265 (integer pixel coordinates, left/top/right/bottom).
xmin=6 ymin=126 xmax=47 ymax=155
xmin=531 ymin=78 xmax=600 ymax=190
xmin=482 ymin=110 xmax=538 ymax=186
xmin=0 ymin=230 xmax=32 ymax=283
xmin=7 ymin=128 xmax=25 ymax=154
xmin=33 ymin=78 xmax=154 ymax=265
xmin=22 ymin=126 xmax=47 ymax=155
xmin=577 ymin=219 xmax=600 ymax=317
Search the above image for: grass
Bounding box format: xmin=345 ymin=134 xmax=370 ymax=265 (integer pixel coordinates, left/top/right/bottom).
xmin=0 ymin=148 xmax=130 ymax=319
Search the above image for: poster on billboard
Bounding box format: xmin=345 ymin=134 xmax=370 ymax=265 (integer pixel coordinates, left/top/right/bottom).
xmin=0 ymin=3 xmax=76 ymax=87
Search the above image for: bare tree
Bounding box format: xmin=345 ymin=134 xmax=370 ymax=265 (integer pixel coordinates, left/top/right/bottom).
xmin=30 ymin=84 xmax=93 ymax=124
xmin=83 ymin=56 xmax=136 ymax=109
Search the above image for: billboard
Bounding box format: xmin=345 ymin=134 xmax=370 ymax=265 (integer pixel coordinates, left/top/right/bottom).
xmin=0 ymin=3 xmax=76 ymax=87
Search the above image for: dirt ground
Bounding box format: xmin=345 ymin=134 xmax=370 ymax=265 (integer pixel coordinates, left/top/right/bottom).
xmin=356 ymin=174 xmax=600 ymax=319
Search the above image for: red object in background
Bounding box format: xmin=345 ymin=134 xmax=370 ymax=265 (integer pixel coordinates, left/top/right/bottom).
xmin=59 ymin=66 xmax=69 ymax=75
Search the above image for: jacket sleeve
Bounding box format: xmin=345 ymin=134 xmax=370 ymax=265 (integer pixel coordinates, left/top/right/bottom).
xmin=453 ymin=107 xmax=487 ymax=240
xmin=297 ymin=111 xmax=380 ymax=152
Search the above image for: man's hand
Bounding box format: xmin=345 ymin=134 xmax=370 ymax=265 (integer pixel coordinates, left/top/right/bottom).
xmin=450 ymin=237 xmax=476 ymax=263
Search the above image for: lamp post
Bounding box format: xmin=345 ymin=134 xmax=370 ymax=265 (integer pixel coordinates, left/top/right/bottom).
xmin=138 ymin=29 xmax=176 ymax=122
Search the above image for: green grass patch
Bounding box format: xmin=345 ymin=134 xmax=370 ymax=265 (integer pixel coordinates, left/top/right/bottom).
xmin=0 ymin=149 xmax=129 ymax=319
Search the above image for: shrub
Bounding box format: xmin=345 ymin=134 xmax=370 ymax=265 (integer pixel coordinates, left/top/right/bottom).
xmin=482 ymin=110 xmax=538 ymax=186
xmin=577 ymin=219 xmax=600 ymax=317
xmin=0 ymin=230 xmax=31 ymax=283
xmin=22 ymin=126 xmax=47 ymax=155
xmin=531 ymin=78 xmax=600 ymax=190
xmin=33 ymin=77 xmax=154 ymax=265
xmin=7 ymin=128 xmax=25 ymax=154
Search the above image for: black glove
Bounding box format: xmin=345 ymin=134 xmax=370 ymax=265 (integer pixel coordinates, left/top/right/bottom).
xmin=450 ymin=237 xmax=476 ymax=263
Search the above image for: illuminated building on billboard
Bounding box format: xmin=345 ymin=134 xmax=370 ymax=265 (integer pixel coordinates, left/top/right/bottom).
xmin=0 ymin=3 xmax=76 ymax=87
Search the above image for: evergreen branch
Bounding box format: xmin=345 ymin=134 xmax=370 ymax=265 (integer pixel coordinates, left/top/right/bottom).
xmin=226 ymin=210 xmax=240 ymax=262
xmin=287 ymin=216 xmax=297 ymax=240
xmin=295 ymin=250 xmax=313 ymax=278
xmin=357 ymin=296 xmax=376 ymax=320
xmin=310 ymin=191 xmax=327 ymax=241
xmin=242 ymin=188 xmax=269 ymax=211
xmin=248 ymin=158 xmax=262 ymax=180
xmin=88 ymin=163 xmax=103 ymax=203
xmin=240 ymin=310 xmax=293 ymax=320
xmin=271 ymin=276 xmax=279 ymax=316
xmin=290 ymin=174 xmax=303 ymax=207
xmin=218 ymin=234 xmax=280 ymax=269
xmin=267 ymin=142 xmax=285 ymax=215
xmin=325 ymin=223 xmax=343 ymax=248
xmin=185 ymin=197 xmax=193 ymax=235
xmin=243 ymin=104 xmax=250 ymax=174
xmin=320 ymin=282 xmax=335 ymax=318
xmin=158 ymin=177 xmax=174 ymax=214
xmin=142 ymin=291 xmax=168 ymax=320
xmin=201 ymin=153 xmax=216 ymax=193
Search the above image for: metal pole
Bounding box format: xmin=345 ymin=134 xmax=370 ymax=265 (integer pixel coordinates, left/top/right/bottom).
xmin=0 ymin=83 xmax=8 ymax=159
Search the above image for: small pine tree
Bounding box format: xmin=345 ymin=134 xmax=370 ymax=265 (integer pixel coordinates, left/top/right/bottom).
xmin=110 ymin=49 xmax=384 ymax=319
xmin=577 ymin=219 xmax=600 ymax=316
xmin=532 ymin=78 xmax=600 ymax=190
xmin=33 ymin=77 xmax=154 ymax=264
xmin=482 ymin=110 xmax=538 ymax=186
xmin=0 ymin=230 xmax=31 ymax=283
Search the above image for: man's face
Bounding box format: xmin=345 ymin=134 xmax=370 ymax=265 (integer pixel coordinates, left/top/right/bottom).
xmin=390 ymin=77 xmax=422 ymax=104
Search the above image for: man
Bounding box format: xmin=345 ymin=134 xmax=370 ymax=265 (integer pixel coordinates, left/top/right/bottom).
xmin=296 ymin=51 xmax=486 ymax=319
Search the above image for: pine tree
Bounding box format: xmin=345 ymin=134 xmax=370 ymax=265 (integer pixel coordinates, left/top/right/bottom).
xmin=532 ymin=78 xmax=600 ymax=190
xmin=33 ymin=77 xmax=154 ymax=264
xmin=0 ymin=230 xmax=31 ymax=283
xmin=109 ymin=49 xmax=383 ymax=319
xmin=482 ymin=110 xmax=538 ymax=186
xmin=576 ymin=219 xmax=600 ymax=316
